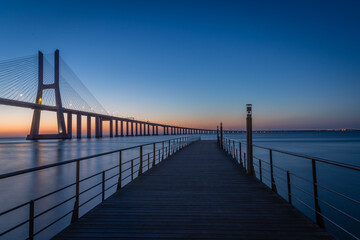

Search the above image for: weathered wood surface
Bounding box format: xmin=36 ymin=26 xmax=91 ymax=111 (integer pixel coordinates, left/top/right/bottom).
xmin=54 ymin=140 xmax=333 ymax=240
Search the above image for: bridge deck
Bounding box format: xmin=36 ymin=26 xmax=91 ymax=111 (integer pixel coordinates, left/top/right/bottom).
xmin=55 ymin=140 xmax=332 ymax=240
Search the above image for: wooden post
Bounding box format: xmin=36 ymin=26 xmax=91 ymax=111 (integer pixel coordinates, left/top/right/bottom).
xmin=246 ymin=104 xmax=253 ymax=175
xmin=220 ymin=122 xmax=223 ymax=148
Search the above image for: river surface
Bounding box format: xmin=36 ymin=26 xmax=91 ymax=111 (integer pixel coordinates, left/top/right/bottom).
xmin=0 ymin=132 xmax=359 ymax=239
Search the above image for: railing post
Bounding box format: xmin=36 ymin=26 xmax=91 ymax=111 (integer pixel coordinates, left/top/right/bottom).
xmin=102 ymin=171 xmax=105 ymax=201
xmin=29 ymin=200 xmax=34 ymax=240
xmin=139 ymin=146 xmax=143 ymax=175
xmin=71 ymin=160 xmax=80 ymax=223
xmin=148 ymin=153 xmax=150 ymax=170
xmin=152 ymin=143 xmax=156 ymax=167
xmin=269 ymin=150 xmax=277 ymax=193
xmin=232 ymin=141 xmax=235 ymax=159
xmin=158 ymin=149 xmax=161 ymax=162
xmin=312 ymin=159 xmax=324 ymax=227
xmin=168 ymin=140 xmax=170 ymax=157
xmin=246 ymin=104 xmax=253 ymax=175
xmin=239 ymin=142 xmax=242 ymax=165
xmin=131 ymin=160 xmax=134 ymax=181
xmin=287 ymin=171 xmax=291 ymax=204
xmin=117 ymin=151 xmax=122 ymax=190
xmin=259 ymin=160 xmax=262 ymax=182
xmin=162 ymin=141 xmax=165 ymax=161
xmin=244 ymin=153 xmax=246 ymax=169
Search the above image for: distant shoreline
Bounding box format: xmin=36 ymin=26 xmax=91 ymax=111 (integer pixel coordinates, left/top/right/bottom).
xmin=0 ymin=129 xmax=359 ymax=139
xmin=225 ymin=129 xmax=360 ymax=133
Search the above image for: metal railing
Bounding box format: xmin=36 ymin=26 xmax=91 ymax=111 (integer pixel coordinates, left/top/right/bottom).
xmin=0 ymin=136 xmax=200 ymax=239
xmin=222 ymin=137 xmax=360 ymax=240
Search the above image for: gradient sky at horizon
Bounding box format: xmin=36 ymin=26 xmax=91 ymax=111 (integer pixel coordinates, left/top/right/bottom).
xmin=0 ymin=0 xmax=360 ymax=136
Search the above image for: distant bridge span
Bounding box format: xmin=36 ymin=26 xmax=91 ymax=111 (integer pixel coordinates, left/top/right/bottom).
xmin=0 ymin=50 xmax=215 ymax=139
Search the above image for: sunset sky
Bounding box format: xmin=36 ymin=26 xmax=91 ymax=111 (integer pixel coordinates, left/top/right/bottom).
xmin=0 ymin=0 xmax=360 ymax=136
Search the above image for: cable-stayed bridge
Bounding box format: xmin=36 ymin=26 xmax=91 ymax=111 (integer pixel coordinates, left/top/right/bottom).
xmin=0 ymin=50 xmax=215 ymax=140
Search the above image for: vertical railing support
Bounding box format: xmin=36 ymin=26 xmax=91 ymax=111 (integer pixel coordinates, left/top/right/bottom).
xmin=117 ymin=151 xmax=122 ymax=190
xmin=29 ymin=200 xmax=34 ymax=240
xmin=168 ymin=140 xmax=170 ymax=157
xmin=269 ymin=150 xmax=277 ymax=193
xmin=239 ymin=142 xmax=242 ymax=166
xmin=152 ymin=143 xmax=156 ymax=166
xmin=162 ymin=141 xmax=165 ymax=161
xmin=259 ymin=160 xmax=262 ymax=182
xmin=287 ymin=170 xmax=291 ymax=204
xmin=139 ymin=146 xmax=143 ymax=175
xmin=148 ymin=153 xmax=150 ymax=170
xmin=131 ymin=160 xmax=134 ymax=181
xmin=232 ymin=141 xmax=235 ymax=159
xmin=71 ymin=160 xmax=80 ymax=223
xmin=312 ymin=159 xmax=324 ymax=227
xmin=102 ymin=171 xmax=105 ymax=201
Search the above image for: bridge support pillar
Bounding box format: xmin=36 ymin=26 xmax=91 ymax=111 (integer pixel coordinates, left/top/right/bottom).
xmin=100 ymin=119 xmax=103 ymax=137
xmin=77 ymin=114 xmax=81 ymax=139
xmin=95 ymin=117 xmax=100 ymax=138
xmin=147 ymin=124 xmax=150 ymax=136
xmin=135 ymin=123 xmax=138 ymax=136
xmin=110 ymin=119 xmax=113 ymax=137
xmin=115 ymin=120 xmax=119 ymax=137
xmin=131 ymin=122 xmax=134 ymax=136
xmin=156 ymin=126 xmax=159 ymax=135
xmin=67 ymin=113 xmax=72 ymax=138
xmin=126 ymin=121 xmax=129 ymax=136
xmin=27 ymin=50 xmax=70 ymax=140
xmin=120 ymin=121 xmax=124 ymax=136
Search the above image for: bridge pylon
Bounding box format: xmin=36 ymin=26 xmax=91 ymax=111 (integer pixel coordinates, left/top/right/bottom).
xmin=27 ymin=50 xmax=70 ymax=140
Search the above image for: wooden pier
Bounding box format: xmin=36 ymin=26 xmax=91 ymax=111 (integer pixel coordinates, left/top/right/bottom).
xmin=54 ymin=140 xmax=332 ymax=240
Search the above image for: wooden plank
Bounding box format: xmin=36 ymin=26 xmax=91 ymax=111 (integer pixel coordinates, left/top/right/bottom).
xmin=54 ymin=141 xmax=333 ymax=240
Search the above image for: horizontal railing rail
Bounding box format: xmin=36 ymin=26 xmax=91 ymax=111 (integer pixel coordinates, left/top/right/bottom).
xmin=0 ymin=136 xmax=200 ymax=239
xmin=221 ymin=137 xmax=360 ymax=240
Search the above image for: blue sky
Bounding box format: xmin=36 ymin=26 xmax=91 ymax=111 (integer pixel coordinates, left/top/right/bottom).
xmin=0 ymin=0 xmax=359 ymax=130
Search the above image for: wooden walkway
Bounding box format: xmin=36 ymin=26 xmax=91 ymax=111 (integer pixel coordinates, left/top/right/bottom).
xmin=55 ymin=141 xmax=333 ymax=240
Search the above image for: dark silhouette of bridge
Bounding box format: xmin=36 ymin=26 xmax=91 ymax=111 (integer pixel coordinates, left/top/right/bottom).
xmin=0 ymin=50 xmax=215 ymax=140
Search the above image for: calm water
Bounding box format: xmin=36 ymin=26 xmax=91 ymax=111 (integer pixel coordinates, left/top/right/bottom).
xmin=0 ymin=132 xmax=359 ymax=239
